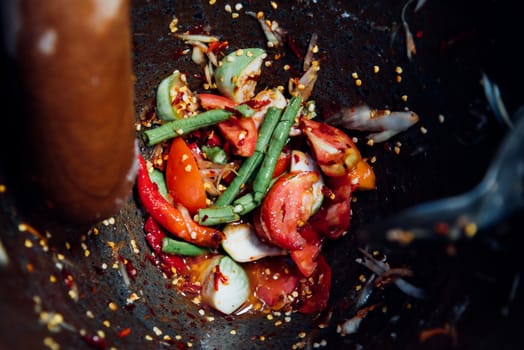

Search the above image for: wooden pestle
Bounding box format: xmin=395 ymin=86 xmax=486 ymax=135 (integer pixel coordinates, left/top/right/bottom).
xmin=2 ymin=0 xmax=137 ymax=224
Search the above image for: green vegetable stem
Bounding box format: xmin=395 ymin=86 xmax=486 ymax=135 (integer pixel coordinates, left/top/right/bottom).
xmin=213 ymin=107 xmax=283 ymax=207
xmin=144 ymin=109 xmax=233 ymax=146
xmin=252 ymin=96 xmax=302 ymax=202
xmin=162 ymin=237 xmax=208 ymax=256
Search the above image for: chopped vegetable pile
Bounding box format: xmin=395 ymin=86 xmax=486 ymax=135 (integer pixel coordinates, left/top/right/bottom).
xmin=137 ymin=35 xmax=377 ymax=316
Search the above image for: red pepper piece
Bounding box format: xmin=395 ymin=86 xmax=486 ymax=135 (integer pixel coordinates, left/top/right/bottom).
xmin=144 ymin=216 xmax=187 ymax=275
xmin=136 ymin=154 xmax=224 ymax=248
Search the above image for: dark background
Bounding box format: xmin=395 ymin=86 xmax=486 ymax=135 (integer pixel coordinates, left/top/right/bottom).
xmin=1 ymin=1 xmax=522 ymax=349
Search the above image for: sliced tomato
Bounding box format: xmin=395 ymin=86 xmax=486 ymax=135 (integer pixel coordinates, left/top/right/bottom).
xmin=272 ymin=147 xmax=292 ymax=178
xmin=297 ymin=254 xmax=331 ymax=314
xmin=290 ymin=224 xmax=323 ymax=277
xmin=350 ymin=159 xmax=376 ymax=190
xmin=165 ymin=137 xmax=207 ymax=214
xmin=217 ymin=116 xmax=258 ymax=157
xmin=198 ymin=93 xmax=237 ymax=110
xmin=310 ymin=200 xmax=351 ymax=239
xmin=258 ymin=171 xmax=319 ymax=250
xmin=309 ymin=172 xmax=353 ymax=239
xmin=301 ymin=118 xmax=362 ymax=177
xmin=244 ymin=256 xmax=300 ymax=310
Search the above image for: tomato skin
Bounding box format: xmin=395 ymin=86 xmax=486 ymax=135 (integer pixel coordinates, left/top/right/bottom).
xmin=217 ymin=116 xmax=258 ymax=157
xmin=165 ymin=138 xmax=207 ymax=214
xmin=310 ymin=173 xmax=354 ymax=239
xmin=272 ymin=147 xmax=292 ymax=178
xmin=198 ymin=93 xmax=237 ymax=110
xmin=290 ymin=224 xmax=323 ymax=277
xmin=244 ymin=256 xmax=300 ymax=310
xmin=258 ymin=171 xmax=319 ymax=250
xmin=301 ymin=118 xmax=362 ymax=177
xmin=297 ymin=254 xmax=331 ymax=314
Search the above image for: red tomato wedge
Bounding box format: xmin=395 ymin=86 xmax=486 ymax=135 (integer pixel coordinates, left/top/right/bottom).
xmin=272 ymin=147 xmax=292 ymax=178
xmin=198 ymin=93 xmax=237 ymax=110
xmin=258 ymin=171 xmax=319 ymax=250
xmin=290 ymin=224 xmax=323 ymax=277
xmin=244 ymin=256 xmax=300 ymax=310
xmin=217 ymin=116 xmax=258 ymax=157
xmin=297 ymin=254 xmax=331 ymax=314
xmin=165 ymin=138 xmax=207 ymax=214
xmin=301 ymin=118 xmax=362 ymax=177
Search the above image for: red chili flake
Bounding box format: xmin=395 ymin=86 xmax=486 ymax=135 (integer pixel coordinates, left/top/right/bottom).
xmin=173 ymin=47 xmax=186 ymax=61
xmin=188 ymin=24 xmax=205 ymax=35
xmin=244 ymin=99 xmax=271 ymax=109
xmin=286 ymin=35 xmax=303 ymax=60
xmin=61 ymin=269 xmax=75 ymax=289
xmin=224 ymin=105 xmax=244 ymax=118
xmin=207 ymin=41 xmax=229 ymax=54
xmin=434 ymin=222 xmax=450 ymax=235
xmin=416 ymin=30 xmax=424 ymax=39
xmin=172 ymin=91 xmax=184 ymax=106
xmin=206 ymin=130 xmax=222 ymax=147
xmin=119 ymin=255 xmax=138 ymax=280
xmin=213 ymin=265 xmax=228 ymax=291
xmin=118 ymin=327 xmax=132 ymax=338
xmin=179 ymin=280 xmax=202 ymax=295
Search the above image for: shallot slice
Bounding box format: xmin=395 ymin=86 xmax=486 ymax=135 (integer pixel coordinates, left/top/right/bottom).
xmin=288 ymin=61 xmax=320 ymax=101
xmin=246 ymin=11 xmax=287 ymax=48
xmin=326 ymin=105 xmax=419 ymax=143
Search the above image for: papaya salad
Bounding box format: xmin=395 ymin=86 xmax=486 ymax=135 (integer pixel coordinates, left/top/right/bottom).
xmin=137 ymin=39 xmax=377 ymax=316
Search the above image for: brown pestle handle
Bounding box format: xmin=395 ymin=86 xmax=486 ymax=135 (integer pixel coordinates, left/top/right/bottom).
xmin=4 ymin=0 xmax=137 ymax=224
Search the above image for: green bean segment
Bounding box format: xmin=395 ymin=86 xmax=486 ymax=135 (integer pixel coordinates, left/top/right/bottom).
xmin=162 ymin=237 xmax=208 ymax=256
xmin=253 ymin=96 xmax=302 ymax=202
xmin=213 ymin=107 xmax=283 ymax=207
xmin=198 ymin=206 xmax=240 ymax=226
xmin=144 ymin=109 xmax=232 ymax=146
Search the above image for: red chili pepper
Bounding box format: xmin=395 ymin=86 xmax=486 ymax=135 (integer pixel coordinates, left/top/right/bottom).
xmin=136 ymin=154 xmax=224 ymax=248
xmin=144 ymin=216 xmax=187 ymax=275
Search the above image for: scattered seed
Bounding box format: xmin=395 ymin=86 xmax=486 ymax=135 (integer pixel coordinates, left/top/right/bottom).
xmin=153 ymin=326 xmax=163 ymax=336
xmin=108 ymin=302 xmax=118 ymax=311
